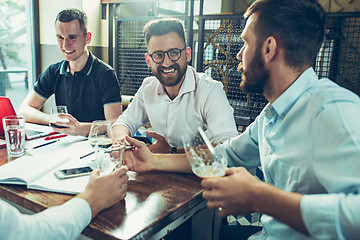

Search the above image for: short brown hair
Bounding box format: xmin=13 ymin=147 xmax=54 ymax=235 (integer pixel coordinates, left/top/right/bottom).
xmin=245 ymin=0 xmax=326 ymax=68
xmin=143 ymin=18 xmax=186 ymax=46
xmin=55 ymin=8 xmax=88 ymax=36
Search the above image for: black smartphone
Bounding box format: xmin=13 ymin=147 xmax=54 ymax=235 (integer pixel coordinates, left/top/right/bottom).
xmin=133 ymin=136 xmax=152 ymax=145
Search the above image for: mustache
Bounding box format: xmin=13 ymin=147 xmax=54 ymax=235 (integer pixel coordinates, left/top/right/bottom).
xmin=159 ymin=64 xmax=178 ymax=70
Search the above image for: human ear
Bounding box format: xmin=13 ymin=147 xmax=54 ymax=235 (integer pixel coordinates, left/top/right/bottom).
xmin=185 ymin=47 xmax=192 ymax=63
xmin=86 ymin=32 xmax=92 ymax=44
xmin=263 ymin=36 xmax=277 ymax=63
xmin=145 ymin=53 xmax=151 ymax=67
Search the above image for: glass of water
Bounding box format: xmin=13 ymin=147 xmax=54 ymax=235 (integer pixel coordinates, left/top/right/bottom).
xmin=2 ymin=115 xmax=26 ymax=157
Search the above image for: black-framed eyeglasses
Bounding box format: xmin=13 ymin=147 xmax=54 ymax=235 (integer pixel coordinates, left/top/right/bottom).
xmin=148 ymin=47 xmax=186 ymax=64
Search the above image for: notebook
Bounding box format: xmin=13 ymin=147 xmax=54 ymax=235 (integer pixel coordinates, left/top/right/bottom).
xmin=0 ymin=96 xmax=50 ymax=139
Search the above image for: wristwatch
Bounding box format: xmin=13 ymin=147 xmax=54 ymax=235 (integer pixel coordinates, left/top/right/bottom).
xmin=171 ymin=146 xmax=177 ymax=154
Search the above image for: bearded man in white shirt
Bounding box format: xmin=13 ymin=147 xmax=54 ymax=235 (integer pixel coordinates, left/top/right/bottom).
xmin=113 ymin=18 xmax=238 ymax=153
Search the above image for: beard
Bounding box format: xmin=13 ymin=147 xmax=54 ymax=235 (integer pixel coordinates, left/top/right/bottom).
xmin=152 ymin=63 xmax=187 ymax=87
xmin=238 ymin=48 xmax=269 ymax=94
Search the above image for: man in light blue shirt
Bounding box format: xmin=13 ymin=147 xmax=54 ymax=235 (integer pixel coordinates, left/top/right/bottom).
xmin=122 ymin=0 xmax=360 ymax=239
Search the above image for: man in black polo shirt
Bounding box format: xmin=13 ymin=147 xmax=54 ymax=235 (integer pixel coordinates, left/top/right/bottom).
xmin=19 ymin=8 xmax=122 ymax=136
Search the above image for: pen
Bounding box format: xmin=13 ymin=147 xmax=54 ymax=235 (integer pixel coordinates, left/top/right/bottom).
xmin=80 ymin=151 xmax=95 ymax=159
xmin=105 ymin=146 xmax=135 ymax=153
xmin=44 ymin=134 xmax=67 ymax=141
xmin=125 ymin=146 xmax=135 ymax=151
xmin=33 ymin=139 xmax=59 ymax=149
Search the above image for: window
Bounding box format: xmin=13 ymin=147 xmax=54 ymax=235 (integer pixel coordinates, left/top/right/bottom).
xmin=0 ymin=0 xmax=35 ymax=111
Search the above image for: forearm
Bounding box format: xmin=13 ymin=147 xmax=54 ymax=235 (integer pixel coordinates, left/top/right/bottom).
xmin=254 ymin=183 xmax=308 ymax=235
xmin=151 ymin=153 xmax=192 ymax=173
xmin=18 ymin=104 xmax=50 ymax=125
xmin=78 ymin=122 xmax=92 ymax=136
xmin=113 ymin=124 xmax=131 ymax=140
xmin=104 ymin=103 xmax=123 ymax=124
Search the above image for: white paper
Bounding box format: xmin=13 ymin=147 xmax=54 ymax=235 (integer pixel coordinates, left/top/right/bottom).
xmin=0 ymin=140 xmax=105 ymax=194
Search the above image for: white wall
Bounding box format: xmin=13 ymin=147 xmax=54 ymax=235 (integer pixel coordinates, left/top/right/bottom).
xmin=39 ymin=0 xmax=103 ymax=46
xmin=39 ymin=0 xmax=82 ymax=45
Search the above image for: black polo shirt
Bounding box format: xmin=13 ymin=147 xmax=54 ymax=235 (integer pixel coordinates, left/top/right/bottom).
xmin=34 ymin=52 xmax=122 ymax=122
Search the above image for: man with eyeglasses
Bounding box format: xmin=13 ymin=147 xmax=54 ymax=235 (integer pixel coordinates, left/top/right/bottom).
xmin=113 ymin=18 xmax=238 ymax=153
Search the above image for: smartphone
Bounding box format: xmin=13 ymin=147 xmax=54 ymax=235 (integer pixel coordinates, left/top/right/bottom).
xmin=133 ymin=136 xmax=152 ymax=145
xmin=54 ymin=166 xmax=93 ymax=179
xmin=49 ymin=122 xmax=69 ymax=129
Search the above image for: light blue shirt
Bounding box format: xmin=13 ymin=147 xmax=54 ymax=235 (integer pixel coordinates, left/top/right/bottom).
xmin=224 ymin=68 xmax=360 ymax=239
xmin=0 ymin=198 xmax=91 ymax=240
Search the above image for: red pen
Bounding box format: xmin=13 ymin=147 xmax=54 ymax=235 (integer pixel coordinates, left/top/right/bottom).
xmin=44 ymin=134 xmax=67 ymax=140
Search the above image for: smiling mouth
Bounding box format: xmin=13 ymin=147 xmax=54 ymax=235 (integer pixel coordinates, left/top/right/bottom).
xmin=162 ymin=68 xmax=175 ymax=74
xmin=64 ymin=50 xmax=75 ymax=54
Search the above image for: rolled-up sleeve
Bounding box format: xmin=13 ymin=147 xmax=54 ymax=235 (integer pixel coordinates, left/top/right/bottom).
xmin=301 ymin=194 xmax=345 ymax=239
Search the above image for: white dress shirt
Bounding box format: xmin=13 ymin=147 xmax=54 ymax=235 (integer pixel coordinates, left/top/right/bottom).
xmin=114 ymin=66 xmax=238 ymax=147
xmin=0 ymin=198 xmax=91 ymax=240
xmin=224 ymin=68 xmax=360 ymax=239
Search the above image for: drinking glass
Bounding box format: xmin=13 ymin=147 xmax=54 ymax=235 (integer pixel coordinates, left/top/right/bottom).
xmin=88 ymin=120 xmax=114 ymax=149
xmin=109 ymin=141 xmax=126 ymax=170
xmin=3 ymin=115 xmax=26 ymax=157
xmin=49 ymin=106 xmax=68 ymax=128
xmin=88 ymin=120 xmax=114 ymax=172
xmin=181 ymin=130 xmax=227 ymax=179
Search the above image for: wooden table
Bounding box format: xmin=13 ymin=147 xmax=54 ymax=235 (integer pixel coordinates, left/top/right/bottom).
xmin=0 ymin=147 xmax=211 ymax=240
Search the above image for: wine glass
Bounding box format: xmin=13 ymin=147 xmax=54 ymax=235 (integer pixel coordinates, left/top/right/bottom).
xmin=49 ymin=106 xmax=69 ymax=128
xmin=88 ymin=120 xmax=114 ymax=172
xmin=181 ymin=129 xmax=227 ymax=179
xmin=88 ymin=120 xmax=114 ymax=149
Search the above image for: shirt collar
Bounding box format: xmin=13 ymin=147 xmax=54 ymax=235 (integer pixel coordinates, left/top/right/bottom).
xmin=59 ymin=51 xmax=94 ymax=76
xmin=270 ymin=67 xmax=318 ymax=118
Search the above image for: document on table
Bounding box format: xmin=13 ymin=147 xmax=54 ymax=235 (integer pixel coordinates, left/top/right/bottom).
xmin=26 ymin=134 xmax=87 ymax=156
xmin=0 ymin=141 xmax=109 ymax=194
xmin=22 ymin=122 xmax=86 ymax=155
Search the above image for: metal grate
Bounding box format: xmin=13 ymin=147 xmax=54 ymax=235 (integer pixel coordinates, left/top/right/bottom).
xmin=316 ymin=13 xmax=360 ymax=96
xmin=198 ymin=13 xmax=360 ymax=123
xmin=116 ymin=13 xmax=360 ymax=123
xmin=116 ymin=16 xmax=189 ymax=96
xmin=116 ymin=18 xmax=152 ymax=96
xmin=198 ymin=15 xmax=267 ymax=123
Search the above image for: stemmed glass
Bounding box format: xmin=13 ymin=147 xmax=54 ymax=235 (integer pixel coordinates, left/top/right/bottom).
xmin=88 ymin=120 xmax=114 ymax=149
xmin=88 ymin=120 xmax=114 ymax=172
xmin=181 ymin=129 xmax=227 ymax=179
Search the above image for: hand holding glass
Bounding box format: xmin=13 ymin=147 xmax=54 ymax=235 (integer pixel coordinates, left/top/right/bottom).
xmin=181 ymin=131 xmax=227 ymax=179
xmin=49 ymin=106 xmax=68 ymax=128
